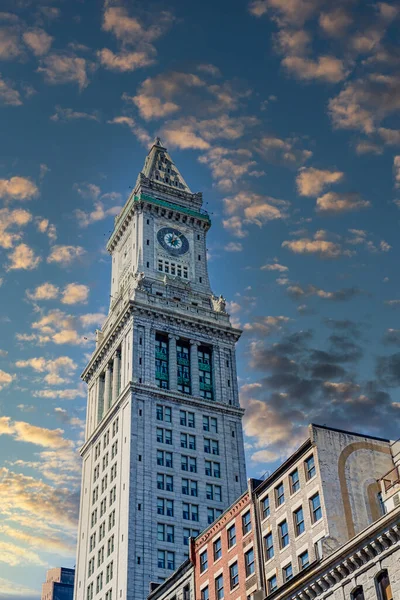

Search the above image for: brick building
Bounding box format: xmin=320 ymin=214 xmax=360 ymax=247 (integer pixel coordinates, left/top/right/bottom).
xmin=146 ymin=424 xmax=400 ymax=600
xmin=193 ymin=489 xmax=258 ymax=600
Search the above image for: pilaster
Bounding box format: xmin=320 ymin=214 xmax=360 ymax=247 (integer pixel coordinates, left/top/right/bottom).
xmin=112 ymin=352 xmax=120 ymax=404
xmin=168 ymin=335 xmax=178 ymax=391
xmin=190 ymin=340 xmax=200 ymax=397
xmin=104 ymin=363 xmax=112 ymax=413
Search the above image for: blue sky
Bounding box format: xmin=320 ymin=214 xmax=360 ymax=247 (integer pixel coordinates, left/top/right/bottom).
xmin=1 ymin=0 xmax=400 ymax=596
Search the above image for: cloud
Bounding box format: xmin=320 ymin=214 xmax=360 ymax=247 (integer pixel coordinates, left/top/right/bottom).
xmin=329 ymin=74 xmax=400 ymax=135
xmin=346 ymin=228 xmax=391 ymax=253
xmin=319 ymin=7 xmax=352 ymax=37
xmin=0 ymin=539 xmax=45 ymax=567
xmin=260 ymin=262 xmax=288 ymax=272
xmin=0 ymin=25 xmax=22 ymax=60
xmin=6 ymin=243 xmax=41 ymax=271
xmin=61 ymin=283 xmax=89 ymax=305
xmin=33 ymin=387 xmax=86 ymax=400
xmin=15 ymin=356 xmax=77 ymax=386
xmin=255 ymin=134 xmax=312 ymax=166
xmin=383 ymin=329 xmax=400 ymax=346
xmin=296 ymin=167 xmax=344 ymax=196
xmin=224 ymin=242 xmax=243 ymax=252
xmin=282 ymin=55 xmax=347 ymax=82
xmin=0 ymin=415 xmax=72 ymax=449
xmin=0 ymin=176 xmax=38 ymax=202
xmin=130 ymin=72 xmax=205 ymax=120
xmin=0 ymin=575 xmax=39 ymax=596
xmin=37 ymin=53 xmax=92 ymax=89
xmin=243 ymin=315 xmax=291 ymax=335
xmin=316 ymin=191 xmax=371 ymax=213
xmin=394 ymin=156 xmax=400 ymax=188
xmin=17 ymin=308 xmax=104 ymax=346
xmin=286 ymin=283 xmax=363 ymax=301
xmin=248 ymin=0 xmax=320 ymax=24
xmin=355 ymin=140 xmax=383 ymax=155
xmin=0 ymin=467 xmax=79 ymax=534
xmin=282 ymin=231 xmax=346 ymax=258
xmin=47 ymin=245 xmax=85 ymax=266
xmin=222 ymin=191 xmax=289 ymax=237
xmin=35 ymin=217 xmax=57 ymax=241
xmin=100 ymin=6 xmax=174 ymax=73
xmin=22 ymin=28 xmax=53 ymax=56
xmin=0 ymin=75 xmax=22 ymax=106
xmin=107 ymin=116 xmax=151 ymax=147
xmin=50 ymin=106 xmax=100 ymax=122
xmin=26 ymin=282 xmax=59 ymax=301
xmin=197 ymin=63 xmax=221 ymax=77
xmin=198 ymin=146 xmax=258 ymax=190
xmin=98 ymin=48 xmax=154 ymax=72
xmin=0 ymin=369 xmax=14 ymax=391
xmin=75 ymin=201 xmax=122 ymax=228
xmin=0 ymin=208 xmax=32 ymax=249
xmin=376 ymin=352 xmax=400 ymax=387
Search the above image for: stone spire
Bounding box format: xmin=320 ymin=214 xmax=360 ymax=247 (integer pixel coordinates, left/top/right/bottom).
xmin=141 ymin=137 xmax=192 ymax=193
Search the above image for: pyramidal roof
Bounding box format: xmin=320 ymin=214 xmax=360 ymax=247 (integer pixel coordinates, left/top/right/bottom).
xmin=141 ymin=137 xmax=192 ymax=193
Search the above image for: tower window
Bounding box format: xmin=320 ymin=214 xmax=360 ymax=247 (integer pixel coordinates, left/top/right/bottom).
xmin=199 ymin=277 xmax=202 ymax=283
xmin=146 ymin=240 xmax=150 ymax=245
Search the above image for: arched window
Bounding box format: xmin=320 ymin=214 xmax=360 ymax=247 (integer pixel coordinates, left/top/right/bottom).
xmin=376 ymin=570 xmax=393 ymax=600
xmin=351 ymin=586 xmax=365 ymax=600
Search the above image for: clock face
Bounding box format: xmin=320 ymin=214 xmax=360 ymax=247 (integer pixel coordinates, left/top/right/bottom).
xmin=157 ymin=227 xmax=189 ymax=256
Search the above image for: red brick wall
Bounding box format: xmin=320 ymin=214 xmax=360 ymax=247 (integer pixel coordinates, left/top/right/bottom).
xmin=193 ymin=492 xmax=256 ymax=599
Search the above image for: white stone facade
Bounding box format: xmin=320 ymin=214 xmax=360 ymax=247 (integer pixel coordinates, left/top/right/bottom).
xmin=266 ymin=504 xmax=400 ymax=600
xmin=74 ymin=140 xmax=247 ymax=600
xmin=251 ymin=425 xmax=394 ymax=596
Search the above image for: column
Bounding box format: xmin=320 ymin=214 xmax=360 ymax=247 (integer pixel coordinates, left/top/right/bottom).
xmin=190 ymin=340 xmax=200 ymax=397
xmin=104 ymin=363 xmax=112 ymax=412
xmin=97 ymin=376 xmax=105 ymax=424
xmin=112 ymin=351 xmax=120 ymax=404
xmin=212 ymin=345 xmax=221 ymax=402
xmin=168 ymin=334 xmax=178 ymax=391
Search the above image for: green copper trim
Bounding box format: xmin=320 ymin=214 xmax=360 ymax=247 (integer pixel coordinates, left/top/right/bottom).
xmin=107 ymin=192 xmax=210 ymax=250
xmin=139 ymin=193 xmax=210 ymax=222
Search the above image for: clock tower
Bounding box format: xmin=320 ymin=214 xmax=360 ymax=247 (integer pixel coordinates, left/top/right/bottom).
xmin=74 ymin=139 xmax=247 ymax=600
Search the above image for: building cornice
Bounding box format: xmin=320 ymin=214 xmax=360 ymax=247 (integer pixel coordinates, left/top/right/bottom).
xmin=81 ymin=298 xmax=241 ymax=382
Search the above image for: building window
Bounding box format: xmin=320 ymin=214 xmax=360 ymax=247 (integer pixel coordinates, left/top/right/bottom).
xmin=298 ymin=550 xmax=309 ymax=571
xmin=183 ymin=503 xmax=199 ymax=521
xmin=265 ymin=532 xmax=274 ymax=560
xmin=181 ymin=433 xmax=196 ymax=450
xmin=213 ymin=537 xmax=222 ymax=561
xmin=156 ymin=405 xmax=172 ymax=422
xmin=157 ymin=524 xmax=174 ymax=543
xmin=275 ymin=482 xmax=285 ymax=507
xmin=279 ymin=520 xmax=289 ymax=549
xmin=242 ymin=510 xmax=252 ymax=534
xmin=262 ymin=495 xmax=270 ymax=519
xmin=177 ymin=342 xmax=191 ymax=394
xmin=290 ymin=469 xmax=300 ymax=494
xmin=182 ymin=479 xmax=198 ymax=497
xmin=227 ymin=524 xmax=236 ymax=548
xmin=293 ymin=506 xmax=305 ymax=536
xmin=215 ymin=574 xmax=224 ymax=600
xmin=351 ymin=586 xmax=365 ymax=600
xmin=377 ymin=492 xmax=386 ymax=516
xmin=305 ymin=455 xmax=316 ymax=480
xmin=376 ymin=570 xmax=393 ymax=600
xmin=200 ymin=550 xmax=208 ymax=573
xmin=283 ymin=563 xmax=293 ymax=582
xmin=180 ymin=410 xmax=195 ymax=428
xmin=207 ymin=507 xmax=222 ymax=524
xmin=183 ymin=527 xmax=199 ymax=546
xmin=245 ymin=548 xmax=255 ymax=576
xmin=203 ymin=416 xmax=218 ymax=433
xmin=199 ymin=346 xmax=213 ymax=400
xmin=204 ymin=438 xmax=219 ymax=455
xmin=310 ymin=492 xmax=322 ymax=523
xmin=230 ymin=562 xmax=239 ymax=590
xmin=205 ymin=460 xmax=220 ymax=478
xmin=268 ymin=575 xmax=277 ymax=594
xmin=155 ymin=334 xmax=169 ymax=389
xmin=201 ymin=587 xmax=209 ymax=600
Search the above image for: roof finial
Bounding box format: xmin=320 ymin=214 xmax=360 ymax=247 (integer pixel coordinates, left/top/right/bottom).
xmin=154 ymin=136 xmax=163 ymax=147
